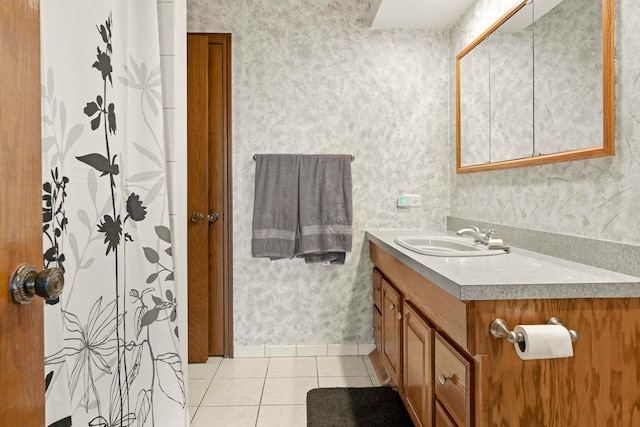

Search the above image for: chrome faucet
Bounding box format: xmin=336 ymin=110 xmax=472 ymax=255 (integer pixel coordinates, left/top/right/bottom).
xmin=456 ymin=226 xmax=494 ymax=245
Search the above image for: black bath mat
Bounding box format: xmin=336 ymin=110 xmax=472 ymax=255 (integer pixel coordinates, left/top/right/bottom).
xmin=306 ymin=387 xmax=414 ymax=427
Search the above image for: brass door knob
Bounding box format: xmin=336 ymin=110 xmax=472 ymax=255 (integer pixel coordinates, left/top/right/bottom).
xmin=207 ymin=212 xmax=219 ymax=223
xmin=10 ymin=264 xmax=64 ymax=304
xmin=191 ymin=211 xmax=204 ymax=223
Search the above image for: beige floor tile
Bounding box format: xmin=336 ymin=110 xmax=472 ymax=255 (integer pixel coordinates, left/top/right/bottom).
xmin=267 ymin=357 xmax=317 ymax=378
xmin=201 ymin=378 xmax=265 ymax=406
xmin=188 ymin=354 xmax=379 ymax=424
xmin=317 ymin=376 xmax=373 ymax=387
xmin=316 ymin=356 xmax=369 ymax=377
xmin=189 ymin=406 xmax=198 ymax=423
xmin=189 ymin=357 xmax=223 ymax=379
xmin=190 ymin=406 xmax=259 ymax=427
xmin=256 ymin=405 xmax=307 ymax=427
xmin=261 ymin=377 xmax=318 ymax=405
xmin=215 ymin=357 xmax=270 ymax=379
xmin=188 ymin=378 xmax=212 ymax=407
xmin=370 ymin=374 xmax=382 ymax=386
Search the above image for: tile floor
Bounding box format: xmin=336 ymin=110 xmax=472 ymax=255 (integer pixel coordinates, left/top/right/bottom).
xmin=188 ymin=355 xmax=381 ymax=426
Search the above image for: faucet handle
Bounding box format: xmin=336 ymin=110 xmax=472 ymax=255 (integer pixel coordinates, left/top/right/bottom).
xmin=483 ymin=228 xmax=495 ymax=238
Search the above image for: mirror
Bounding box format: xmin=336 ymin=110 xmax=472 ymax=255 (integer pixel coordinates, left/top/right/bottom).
xmin=456 ymin=0 xmax=615 ymax=173
xmin=489 ymin=3 xmax=534 ymax=164
xmin=459 ymin=37 xmax=491 ymax=166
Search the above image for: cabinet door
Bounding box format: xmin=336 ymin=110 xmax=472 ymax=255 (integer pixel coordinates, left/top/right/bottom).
xmin=372 ymin=268 xmax=382 ymax=312
xmin=382 ymin=278 xmax=402 ymax=385
xmin=435 ymin=401 xmax=458 ymax=427
xmin=403 ymin=303 xmax=434 ymax=427
xmin=435 ymin=334 xmax=472 ymax=427
xmin=373 ymin=306 xmax=382 ymax=353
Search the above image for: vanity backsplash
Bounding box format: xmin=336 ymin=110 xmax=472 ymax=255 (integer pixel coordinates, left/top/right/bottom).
xmin=447 ymin=216 xmax=640 ymax=278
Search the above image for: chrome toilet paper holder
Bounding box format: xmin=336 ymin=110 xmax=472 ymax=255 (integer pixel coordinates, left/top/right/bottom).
xmin=490 ymin=317 xmax=579 ymax=343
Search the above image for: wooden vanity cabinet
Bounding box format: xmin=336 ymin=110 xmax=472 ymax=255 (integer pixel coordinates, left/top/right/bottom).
xmin=434 ymin=334 xmax=472 ymax=427
xmin=373 ymin=268 xmax=382 ymax=311
xmin=435 ymin=401 xmax=458 ymax=427
xmin=381 ymin=278 xmax=402 ymax=387
xmin=403 ymin=302 xmax=434 ymax=427
xmin=371 ymin=246 xmax=468 ymax=427
xmin=373 ymin=306 xmax=382 ymax=354
xmin=372 ymin=269 xmax=383 ymax=353
xmin=371 ymin=240 xmax=640 ymax=427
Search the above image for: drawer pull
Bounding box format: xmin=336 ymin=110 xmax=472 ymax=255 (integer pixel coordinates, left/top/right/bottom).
xmin=438 ymin=374 xmax=452 ymax=385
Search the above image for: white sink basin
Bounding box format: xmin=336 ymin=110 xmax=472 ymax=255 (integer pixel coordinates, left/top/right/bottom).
xmin=394 ymin=236 xmax=507 ymax=257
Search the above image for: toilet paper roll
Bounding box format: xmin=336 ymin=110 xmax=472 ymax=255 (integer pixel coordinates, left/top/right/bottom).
xmin=514 ymin=324 xmax=574 ymax=360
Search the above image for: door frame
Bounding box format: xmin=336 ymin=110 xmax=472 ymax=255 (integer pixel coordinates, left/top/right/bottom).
xmin=214 ymin=32 xmax=233 ymax=358
xmin=187 ymin=33 xmax=233 ymax=360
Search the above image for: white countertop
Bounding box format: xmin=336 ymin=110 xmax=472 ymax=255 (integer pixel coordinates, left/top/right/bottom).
xmin=366 ymin=228 xmax=640 ymax=300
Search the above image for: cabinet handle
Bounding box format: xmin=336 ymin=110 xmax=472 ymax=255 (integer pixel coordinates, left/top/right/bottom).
xmin=438 ymin=374 xmax=452 ymax=385
xmin=397 ymin=313 xmax=402 ymax=320
xmin=389 ymin=303 xmax=395 ymax=310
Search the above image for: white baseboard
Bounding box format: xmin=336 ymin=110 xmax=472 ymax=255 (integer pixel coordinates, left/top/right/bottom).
xmin=234 ymin=343 xmax=376 ymax=358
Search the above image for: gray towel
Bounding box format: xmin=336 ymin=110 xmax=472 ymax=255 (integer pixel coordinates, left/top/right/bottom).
xmin=295 ymin=155 xmax=353 ymax=264
xmin=252 ymin=154 xmax=300 ymax=259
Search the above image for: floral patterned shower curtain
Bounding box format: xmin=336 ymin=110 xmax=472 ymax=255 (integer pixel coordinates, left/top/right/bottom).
xmin=41 ymin=2 xmax=186 ymax=426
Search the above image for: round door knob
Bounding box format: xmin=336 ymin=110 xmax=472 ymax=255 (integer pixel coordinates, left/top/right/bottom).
xmin=438 ymin=374 xmax=452 ymax=385
xmin=10 ymin=264 xmax=64 ymax=305
xmin=191 ymin=211 xmax=204 ymax=223
xmin=207 ymin=212 xmax=219 ymax=223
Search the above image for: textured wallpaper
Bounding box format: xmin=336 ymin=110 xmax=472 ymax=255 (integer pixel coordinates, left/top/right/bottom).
xmin=188 ymin=0 xmax=450 ymax=345
xmin=451 ymin=0 xmax=640 ymax=245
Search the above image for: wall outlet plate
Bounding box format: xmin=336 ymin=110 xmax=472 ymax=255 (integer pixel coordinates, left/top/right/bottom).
xmin=397 ymin=194 xmax=422 ymax=207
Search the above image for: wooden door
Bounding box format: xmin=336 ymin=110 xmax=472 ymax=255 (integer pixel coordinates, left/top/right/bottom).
xmin=403 ymin=303 xmax=434 ymax=427
xmin=187 ymin=33 xmax=233 ymax=362
xmin=0 ymin=0 xmax=46 ymax=424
